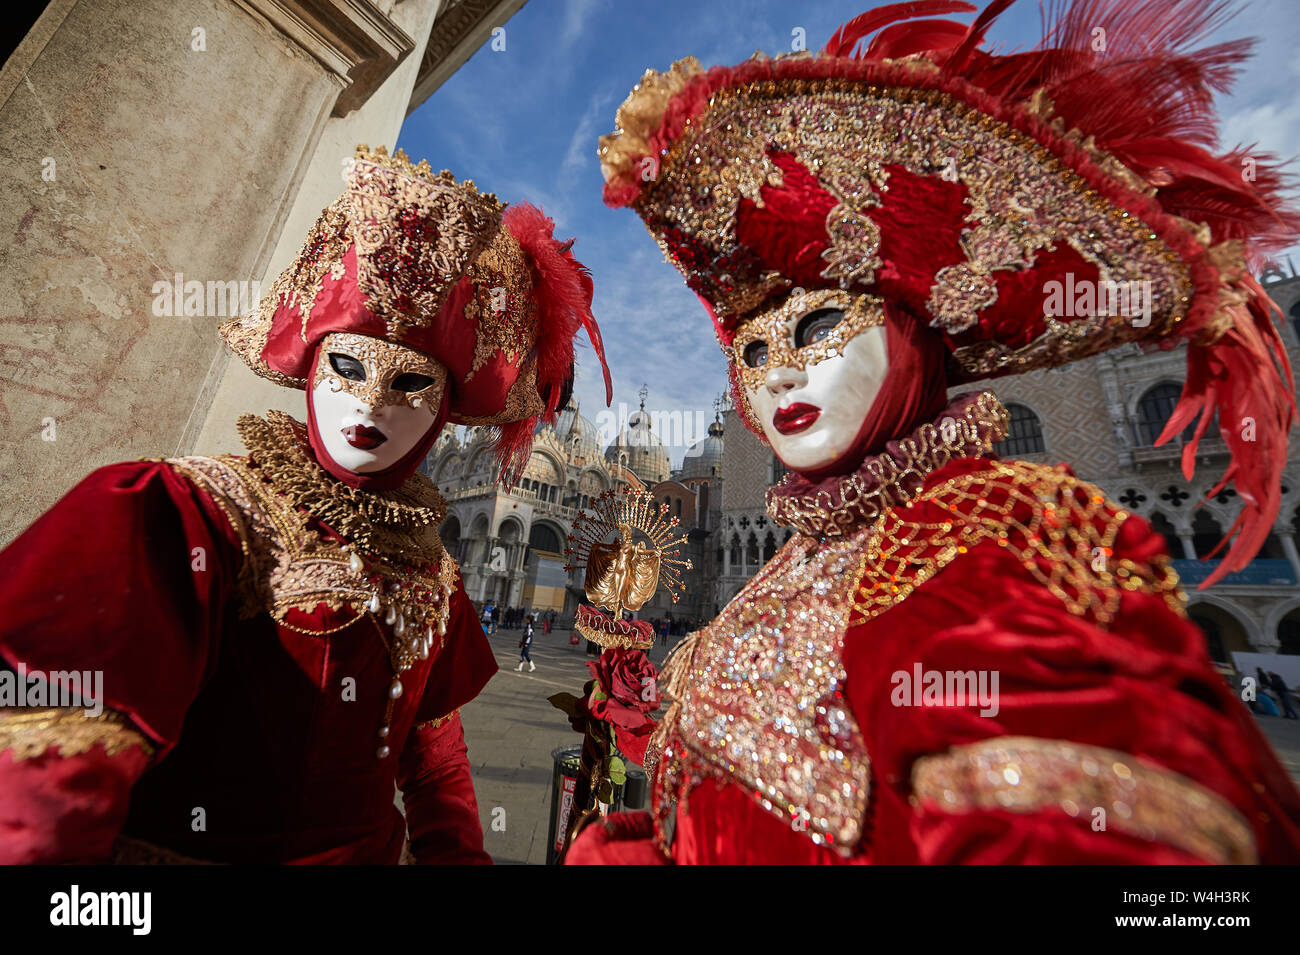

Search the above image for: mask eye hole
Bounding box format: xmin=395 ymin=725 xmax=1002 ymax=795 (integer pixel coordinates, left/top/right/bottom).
xmin=742 ymin=341 xmax=769 ymax=369
xmin=328 ymin=353 xmax=366 ymax=381
xmin=795 ymin=308 xmax=844 ymax=348
xmin=393 ymin=372 xmax=437 ymax=393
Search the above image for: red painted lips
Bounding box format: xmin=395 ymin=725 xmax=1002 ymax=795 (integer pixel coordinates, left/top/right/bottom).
xmin=343 ymin=424 xmax=387 ymax=450
xmin=772 ymin=402 xmax=821 ymax=436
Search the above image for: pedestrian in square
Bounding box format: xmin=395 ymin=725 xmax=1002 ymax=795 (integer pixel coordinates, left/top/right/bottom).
xmin=516 ymin=615 xmax=535 ymax=672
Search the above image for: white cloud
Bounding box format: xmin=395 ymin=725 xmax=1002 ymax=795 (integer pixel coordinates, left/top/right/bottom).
xmin=559 ymin=0 xmax=604 ymax=54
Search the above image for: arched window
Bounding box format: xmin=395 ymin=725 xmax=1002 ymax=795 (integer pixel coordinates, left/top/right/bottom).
xmin=1191 ymin=510 xmax=1223 ymax=559
xmin=528 ymin=523 xmax=562 ymax=555
xmin=439 ymin=515 xmax=462 ymax=553
xmin=1192 ymin=610 xmax=1228 ymax=663
xmin=1135 ymin=382 xmax=1191 ymax=446
xmin=1148 ymin=511 xmax=1183 ymax=559
xmin=1290 ymin=300 xmax=1300 ymax=341
xmin=1280 ymin=606 xmax=1300 ymax=655
xmin=993 ymin=403 xmax=1045 ymax=456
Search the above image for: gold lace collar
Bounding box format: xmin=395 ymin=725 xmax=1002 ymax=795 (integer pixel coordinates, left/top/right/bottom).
xmin=765 ymin=391 xmax=1009 ymax=538
xmin=236 ymin=411 xmax=447 ymax=564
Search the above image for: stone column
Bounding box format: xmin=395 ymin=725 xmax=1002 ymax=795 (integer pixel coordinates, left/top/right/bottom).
xmin=1280 ymin=532 xmax=1300 ymax=583
xmin=192 ymin=0 xmax=445 ymax=457
xmin=1177 ymin=531 xmax=1197 ymax=560
xmin=0 ymin=0 xmax=424 ymax=543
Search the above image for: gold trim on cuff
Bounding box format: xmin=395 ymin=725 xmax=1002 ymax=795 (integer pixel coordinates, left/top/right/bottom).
xmin=911 ymin=735 xmax=1257 ymax=865
xmin=0 ymin=707 xmax=155 ymax=762
xmin=412 ymin=709 xmax=460 ymax=733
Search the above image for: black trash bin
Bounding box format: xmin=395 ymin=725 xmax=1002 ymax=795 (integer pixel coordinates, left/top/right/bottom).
xmin=619 ymin=764 xmax=649 ymax=811
xmin=546 ymin=745 xmax=583 ymax=865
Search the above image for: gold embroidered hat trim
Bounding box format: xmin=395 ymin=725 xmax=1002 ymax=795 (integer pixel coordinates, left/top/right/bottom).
xmin=219 ymin=145 xmax=505 ymax=388
xmin=604 ymin=72 xmax=1198 ymax=368
xmin=911 ymin=735 xmax=1257 ymax=865
xmin=765 ymin=390 xmax=1008 ymax=538
xmin=0 ymin=707 xmax=155 ymax=762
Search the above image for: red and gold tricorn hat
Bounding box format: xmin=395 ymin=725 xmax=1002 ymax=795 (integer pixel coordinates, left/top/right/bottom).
xmin=221 ymin=145 xmax=611 ymax=479
xmin=599 ymin=0 xmax=1297 ymax=584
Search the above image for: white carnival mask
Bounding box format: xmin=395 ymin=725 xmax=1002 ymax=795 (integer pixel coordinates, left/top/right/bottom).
xmin=310 ymin=331 xmax=446 ymax=474
xmin=733 ymin=290 xmax=889 ymax=474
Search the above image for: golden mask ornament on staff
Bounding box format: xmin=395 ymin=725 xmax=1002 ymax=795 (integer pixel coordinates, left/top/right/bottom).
xmin=566 ymin=489 xmax=692 ymax=648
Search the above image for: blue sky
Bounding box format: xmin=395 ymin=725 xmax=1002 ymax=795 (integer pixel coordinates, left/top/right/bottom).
xmin=398 ymin=0 xmax=1300 ymax=466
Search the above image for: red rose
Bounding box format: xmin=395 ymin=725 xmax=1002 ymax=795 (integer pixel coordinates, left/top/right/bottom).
xmin=586 ymin=648 xmax=661 ymax=734
xmin=612 ymin=719 xmax=655 ymax=767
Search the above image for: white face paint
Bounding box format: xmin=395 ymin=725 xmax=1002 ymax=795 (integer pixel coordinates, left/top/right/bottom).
xmin=735 ymin=293 xmax=889 ymax=474
xmin=310 ymin=332 xmax=447 ymax=474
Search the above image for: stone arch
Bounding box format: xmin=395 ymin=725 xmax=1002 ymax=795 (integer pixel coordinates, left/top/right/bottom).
xmin=1190 ymin=509 xmax=1224 ymax=558
xmin=1265 ymin=597 xmax=1300 ymax=653
xmin=467 ymin=448 xmax=494 ymax=481
xmin=496 ymin=515 xmax=525 ymax=541
xmin=439 ymin=513 xmax=462 ymax=552
xmin=1147 ymin=510 xmax=1183 ymax=557
xmin=466 ymin=512 xmax=491 ymax=566
xmin=1186 ymin=596 xmax=1258 ymax=661
xmin=523 ymin=448 xmax=565 ymax=484
xmin=1131 ymin=380 xmax=1187 ymax=446
xmin=529 ymin=520 xmax=565 ymax=556
xmin=435 ymin=454 xmax=462 ymax=483
xmin=580 ymin=467 xmax=610 ymax=493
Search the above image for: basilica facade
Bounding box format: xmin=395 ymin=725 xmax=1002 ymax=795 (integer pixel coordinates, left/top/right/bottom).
xmin=423 ymin=397 xmax=723 ymax=626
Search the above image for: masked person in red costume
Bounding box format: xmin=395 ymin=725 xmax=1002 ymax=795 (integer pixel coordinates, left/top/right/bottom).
xmin=0 ymin=146 xmax=610 ymax=864
xmin=567 ymin=0 xmax=1300 ymax=865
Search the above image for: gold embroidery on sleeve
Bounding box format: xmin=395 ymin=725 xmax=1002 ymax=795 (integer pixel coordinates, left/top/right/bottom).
xmin=0 ymin=708 xmax=154 ymax=762
xmin=911 ymin=736 xmax=1257 ymax=864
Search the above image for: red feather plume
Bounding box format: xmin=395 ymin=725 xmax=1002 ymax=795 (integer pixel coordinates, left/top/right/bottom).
xmin=492 ymin=203 xmax=612 ymax=486
xmin=823 ymin=0 xmax=1298 ymax=585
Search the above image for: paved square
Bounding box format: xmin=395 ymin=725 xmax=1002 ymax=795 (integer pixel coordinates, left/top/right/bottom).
xmin=461 ymin=626 xmax=1300 ymax=865
xmin=462 ymin=626 xmax=679 ymax=865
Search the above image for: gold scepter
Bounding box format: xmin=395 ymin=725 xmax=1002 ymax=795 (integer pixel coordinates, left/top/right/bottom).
xmin=551 ymin=488 xmax=691 ymax=858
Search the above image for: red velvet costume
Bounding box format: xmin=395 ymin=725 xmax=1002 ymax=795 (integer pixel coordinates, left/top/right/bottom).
xmin=0 ymin=147 xmax=608 ymax=864
xmin=569 ymin=0 xmax=1300 ymax=864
